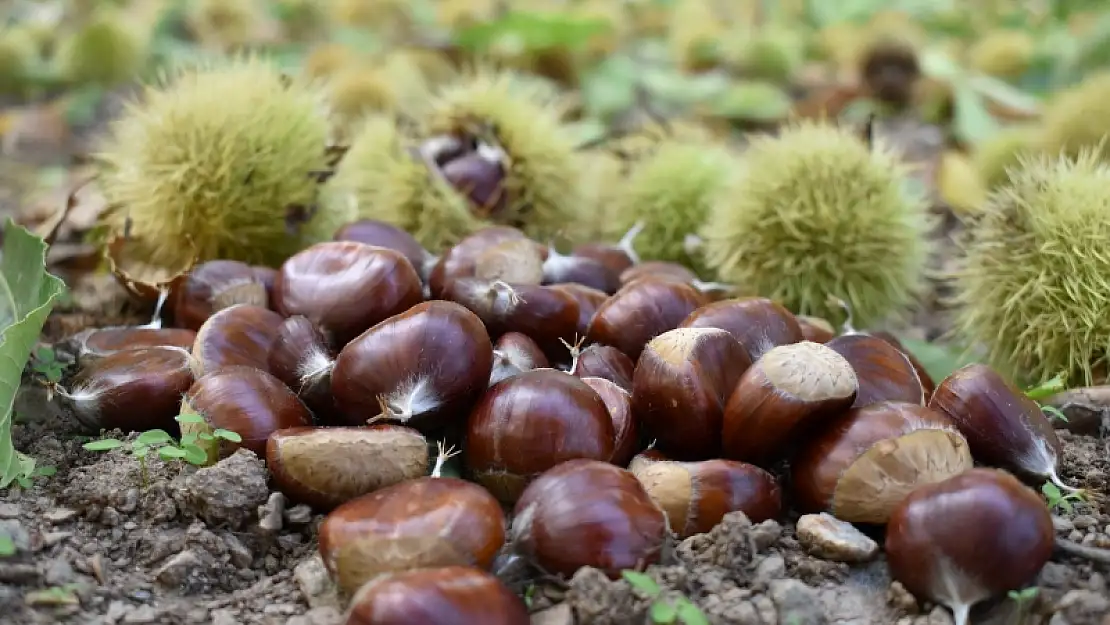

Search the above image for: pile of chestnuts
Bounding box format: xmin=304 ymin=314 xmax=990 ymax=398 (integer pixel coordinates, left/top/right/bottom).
xmin=54 ymin=219 xmax=1070 ymax=625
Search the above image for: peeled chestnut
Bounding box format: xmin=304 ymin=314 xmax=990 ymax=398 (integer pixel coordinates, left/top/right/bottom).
xmin=334 ymin=219 xmax=433 ymax=280
xmin=180 ymin=365 xmax=312 ymax=464
xmin=473 ymin=238 xmax=545 ymax=285
xmin=928 ymin=364 xmax=1072 ymax=490
xmin=512 ymin=459 xmax=668 ymax=579
xmin=722 ymin=341 xmax=858 ymax=466
xmin=581 ymin=376 xmax=639 ymax=466
xmin=69 ymin=326 xmax=196 ymax=365
xmin=885 ymin=468 xmax=1054 ymax=625
xmin=428 ymin=227 xmax=528 ymax=297
xmin=331 ymin=301 xmax=493 ymax=430
xmin=345 ymin=566 xmax=529 ymax=625
xmin=632 ymin=327 xmax=752 ymax=460
xmin=266 ymin=425 xmax=428 ymax=510
xmin=541 ymin=247 xmax=621 ymax=294
xmin=441 ymin=279 xmax=579 ymax=361
xmin=465 ymin=369 xmax=615 ymax=503
xmin=796 ymin=315 xmax=836 ymax=344
xmin=791 ymin=401 xmax=974 ymax=524
xmin=619 ymin=261 xmax=697 ymax=286
xmin=274 ymin=242 xmax=424 ymax=347
xmin=629 ymin=454 xmax=782 ymax=538
xmin=192 ymin=304 xmax=284 ymax=376
xmin=172 ymin=260 xmax=269 ymax=331
xmin=827 ymin=333 xmax=925 ymax=407
xmin=56 ymin=346 xmax=196 ymax=433
xmin=489 ymin=332 xmax=548 ymax=386
xmin=549 ymin=283 xmax=608 ymax=340
xmin=680 ymin=297 xmax=804 ymax=364
xmin=318 ymin=475 xmax=506 ymax=594
xmin=267 ymin=315 xmax=337 ymax=420
xmin=588 ymin=278 xmax=706 ymax=361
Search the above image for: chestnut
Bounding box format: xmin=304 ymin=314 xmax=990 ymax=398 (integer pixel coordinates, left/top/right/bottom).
xmin=427 ymin=227 xmax=529 ymax=297
xmin=441 ymin=279 xmax=579 ymax=361
xmin=267 ymin=315 xmax=338 ymax=421
xmin=251 ymin=265 xmax=278 ymax=309
xmin=581 ymin=376 xmax=639 ymax=466
xmin=721 ymin=341 xmax=858 ymax=465
xmin=632 ymin=327 xmax=752 ymax=460
xmin=442 ymin=148 xmax=508 ymax=214
xmin=827 ymin=333 xmax=925 ymax=407
xmin=541 ymin=247 xmax=621 ymax=294
xmin=885 ymin=468 xmax=1054 ymax=625
xmin=333 ymin=219 xmax=433 ymax=280
xmin=511 ymin=459 xmax=668 ymax=579
xmin=274 ymin=241 xmax=424 ymax=347
xmin=549 ymin=283 xmax=607 ymax=340
xmin=588 ymin=278 xmax=706 ymax=361
xmin=796 ymin=315 xmax=836 ymax=344
xmin=465 ymin=369 xmax=615 ymax=503
xmin=679 ymin=297 xmax=804 ymax=364
xmin=331 ymin=301 xmax=493 ymax=430
xmin=179 ymin=365 xmax=312 ymax=464
xmin=472 ymin=238 xmax=545 ymax=285
xmin=172 ymin=260 xmax=269 ymax=331
xmin=790 ymin=401 xmax=974 ymax=524
xmin=56 ymin=346 xmax=196 ymax=433
xmin=629 ymin=454 xmax=782 ymax=538
xmin=266 ymin=425 xmax=428 ymax=510
xmin=928 ymin=363 xmax=1073 ymax=491
xmin=69 ymin=326 xmax=196 ymax=365
xmin=489 ymin=332 xmax=548 ymax=386
xmin=318 ymin=475 xmax=506 ymax=594
xmin=345 ymin=566 xmax=529 ymax=625
xmin=570 ymin=344 xmax=634 ymax=392
xmin=572 ymin=221 xmax=642 ymax=277
xmin=619 ymin=261 xmax=697 ymax=286
xmin=870 ymin=330 xmax=936 ymax=399
xmin=192 ymin=304 xmax=285 ymax=376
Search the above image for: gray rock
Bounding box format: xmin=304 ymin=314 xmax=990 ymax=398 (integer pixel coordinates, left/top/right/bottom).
xmin=531 ymin=603 xmax=573 ymax=625
xmin=0 ymin=519 xmax=31 ymax=552
xmin=770 ymin=579 xmax=827 ymax=625
xmin=295 ymin=554 xmax=340 ymax=610
xmin=210 ymin=609 xmax=238 ymax=625
xmin=795 ymin=513 xmax=879 ymax=563
xmin=286 ymin=607 xmax=344 ymax=625
xmin=175 ymin=449 xmax=269 ymax=529
xmin=155 ymin=550 xmax=203 ymax=588
xmin=0 ymin=503 xmax=20 ymax=519
xmin=122 ymin=606 xmax=159 ymax=624
xmin=755 ymin=554 xmax=787 ymax=584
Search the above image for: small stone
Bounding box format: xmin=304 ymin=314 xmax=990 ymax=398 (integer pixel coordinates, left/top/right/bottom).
xmin=42 ymin=531 xmax=73 ymax=547
xmin=1069 ymin=530 xmax=1085 ymax=542
xmin=750 ymin=519 xmax=783 ymax=552
xmin=795 ymin=513 xmax=879 ymax=563
xmin=284 ymin=504 xmax=313 ymax=525
xmin=887 ymin=581 xmax=919 ymax=613
xmin=122 ymin=605 xmax=159 ymax=624
xmin=0 ymin=520 xmax=30 ymax=553
xmin=286 ymin=607 xmax=343 ymax=625
xmin=210 ymin=609 xmax=238 ymax=625
xmin=770 ymin=579 xmax=827 ymax=624
xmin=0 ymin=503 xmax=20 ymax=519
xmin=43 ymin=508 xmax=78 ymax=524
xmin=222 ymin=533 xmax=254 ymax=569
xmin=754 ymin=554 xmax=786 ymax=584
xmin=1053 ymin=516 xmax=1075 ymax=532
xmin=751 ymin=594 xmax=777 ymax=624
xmin=295 ymin=554 xmax=340 ymax=610
xmin=155 ymin=550 xmax=203 ymax=588
xmin=0 ymin=563 xmax=39 ymax=583
xmin=259 ymin=492 xmax=286 ymax=532
xmin=119 ymin=489 xmax=140 ymax=513
xmin=176 ymin=449 xmax=270 ymax=529
xmin=43 ymin=558 xmax=77 ymax=585
xmin=531 ymin=603 xmax=573 ymax=625
xmin=1073 ymin=515 xmax=1098 ymax=530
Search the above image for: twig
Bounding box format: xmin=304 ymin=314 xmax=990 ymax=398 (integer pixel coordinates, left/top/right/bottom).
xmin=1055 ymin=538 xmax=1110 ymax=565
xmin=45 ymin=177 xmax=93 ymax=247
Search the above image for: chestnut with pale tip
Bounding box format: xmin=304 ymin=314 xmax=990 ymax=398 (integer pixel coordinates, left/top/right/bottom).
xmin=541 ymin=245 xmax=621 ymax=294
xmin=628 ymin=454 xmax=782 ymax=538
xmin=721 ymin=341 xmax=858 ymax=466
xmin=472 ymin=238 xmax=545 ymax=285
xmin=68 ymin=326 xmax=196 ymax=366
xmin=549 ymin=283 xmax=607 ymax=340
xmin=191 ymin=304 xmax=284 ymax=376
xmin=796 ymin=315 xmax=836 ymax=344
xmin=570 ymin=344 xmax=634 ymax=392
xmin=266 ymin=425 xmax=429 ymax=510
xmin=331 ymin=301 xmax=493 ymax=431
xmin=344 ymin=566 xmax=530 ymax=625
xmin=172 ymin=260 xmax=269 ymax=331
xmin=790 ymin=401 xmax=974 ymax=524
xmin=274 ymin=241 xmax=424 ymax=347
xmin=572 ymin=222 xmax=643 ymax=277
xmin=427 ymin=227 xmax=529 ymax=297
xmin=488 ymin=332 xmax=548 ymax=386
xmin=885 ymin=468 xmax=1055 ymax=625
xmin=581 ymin=376 xmax=639 ymax=466
xmin=632 ymin=327 xmax=752 ymax=460
xmin=827 ymin=333 xmax=925 ymax=407
xmin=267 ymin=315 xmax=338 ymax=421
xmin=928 ymin=364 xmax=1076 ymax=492
xmin=465 ymin=369 xmax=615 ymax=503
xmin=680 ymin=297 xmax=804 ymax=363
xmin=511 ymin=459 xmax=668 ymax=579
xmin=588 ymin=278 xmax=706 ymax=361
xmin=56 ymin=346 xmax=197 ymax=433
xmin=333 ymin=219 xmax=433 ymax=281
xmin=179 ymin=366 xmax=312 ymax=465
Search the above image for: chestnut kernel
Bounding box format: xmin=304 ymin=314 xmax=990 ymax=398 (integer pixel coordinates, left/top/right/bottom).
xmin=69 ymin=326 xmax=196 ymax=366
xmin=345 ymin=566 xmax=529 ymax=625
xmin=827 ymin=333 xmax=925 ymax=407
xmin=791 ymin=401 xmax=974 ymax=523
xmin=581 ymin=376 xmax=639 ymax=466
xmin=588 ymin=278 xmax=706 ymax=361
xmin=796 ymin=315 xmax=836 ymax=344
xmin=333 ymin=219 xmax=432 ymax=280
xmin=680 ymin=297 xmax=804 ymax=364
xmin=267 ymin=315 xmax=337 ymax=421
xmin=428 ymin=227 xmax=528 ymax=297
xmin=489 ymin=332 xmax=548 ymax=386
xmin=570 ymin=344 xmax=634 ymax=392
xmin=473 ymin=238 xmax=545 ymax=285
xmin=172 ymin=260 xmax=269 ymax=331
xmin=549 ymin=283 xmax=608 ymax=340
xmin=192 ymin=304 xmax=284 ymax=376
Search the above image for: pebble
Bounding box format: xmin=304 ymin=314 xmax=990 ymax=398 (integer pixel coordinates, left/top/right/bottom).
xmin=122 ymin=606 xmax=159 ymax=624
xmin=0 ymin=503 xmax=20 ymax=519
xmin=155 ymin=550 xmax=203 ymax=588
xmin=1073 ymin=515 xmax=1098 ymax=530
xmin=1053 ymin=516 xmax=1076 ymax=532
xmin=770 ymin=579 xmax=827 ymax=625
xmin=754 ymin=554 xmax=786 ymax=583
xmin=43 ymin=508 xmax=78 ymax=524
xmin=285 ymin=607 xmax=343 ymax=625
xmin=530 ymin=604 xmax=573 ymax=625
xmin=294 ymin=554 xmax=340 ymax=610
xmin=887 ymin=581 xmax=919 ymax=613
xmin=284 ymin=504 xmax=313 ymax=525
xmin=210 ymin=609 xmax=238 ymax=625
xmin=795 ymin=513 xmax=879 ymax=563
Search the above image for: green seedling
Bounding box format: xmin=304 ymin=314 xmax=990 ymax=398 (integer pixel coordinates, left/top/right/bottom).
xmin=12 ymin=465 xmax=56 ymax=491
xmin=25 ymin=583 xmax=82 ymax=606
xmin=622 ymin=570 xmax=709 ymax=625
xmin=0 ymin=532 xmax=15 ymax=556
xmin=1025 ymin=374 xmax=1069 ymax=422
xmin=29 ymin=346 xmax=67 ymax=384
xmin=1042 ymin=481 xmax=1087 ymax=514
xmin=1007 ymin=587 xmax=1038 ymax=625
xmin=83 ymin=415 xmax=241 ymax=486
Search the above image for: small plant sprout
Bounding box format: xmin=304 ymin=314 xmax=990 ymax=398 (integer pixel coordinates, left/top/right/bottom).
xmin=83 ymin=416 xmax=242 ymax=485
xmin=1008 ymin=587 xmax=1038 ymax=609
xmin=30 ymin=346 xmax=70 ymax=399
xmin=1041 ymin=481 xmax=1087 ymax=514
xmin=13 ymin=465 xmax=56 ymax=490
xmin=621 ymin=570 xmax=710 ymax=625
xmin=0 ymin=531 xmax=15 ymax=557
xmin=1025 ymin=374 xmax=1069 ymax=422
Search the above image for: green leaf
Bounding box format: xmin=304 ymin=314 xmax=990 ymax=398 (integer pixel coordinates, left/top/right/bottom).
xmin=621 ymin=570 xmax=661 ymax=596
xmin=212 ymin=429 xmax=241 ymax=443
xmin=174 ymin=413 xmax=206 ymax=424
xmin=454 ymin=11 xmax=611 ymax=53
xmin=0 ymin=532 xmax=15 ymax=556
xmin=894 ymin=337 xmax=976 ymax=383
xmin=83 ymin=439 xmax=123 ymax=452
xmin=157 ymin=446 xmax=188 ymax=460
xmin=197 ymin=432 xmax=213 ymax=441
xmin=1025 ymin=374 xmax=1066 ymax=400
xmin=675 ymin=598 xmax=711 ymax=625
xmin=34 ymin=346 xmax=54 ymax=362
xmin=180 ymin=432 xmax=198 ymax=445
xmin=180 ymin=444 xmax=208 ymax=466
xmin=952 ymin=83 xmax=1000 ymax=146
xmin=651 ymin=601 xmax=677 ymax=623
xmin=134 ymin=429 xmax=174 ymax=447
xmin=33 ymin=465 xmax=56 ymax=477
xmin=1042 ymin=481 xmax=1061 ymax=501
xmin=580 ymin=56 xmax=638 ymax=120
xmin=1042 ymin=405 xmax=1068 ymax=422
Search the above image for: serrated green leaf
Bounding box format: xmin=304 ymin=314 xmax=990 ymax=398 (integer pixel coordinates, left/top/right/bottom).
xmin=621 ymin=570 xmax=661 ymax=596
xmin=0 ymin=221 xmax=65 ymax=488
xmin=135 ymin=429 xmax=174 ymax=447
xmin=651 ymin=601 xmax=677 ymax=623
xmin=83 ymin=439 xmax=123 ymax=451
xmin=212 ymin=429 xmax=242 ymax=443
xmin=158 ymin=446 xmax=188 ymax=460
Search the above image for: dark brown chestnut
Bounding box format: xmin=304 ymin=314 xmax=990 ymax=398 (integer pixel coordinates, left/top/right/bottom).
xmin=428 ymin=227 xmax=528 ymax=297
xmin=331 ymin=301 xmax=493 ymax=430
xmin=619 ymin=261 xmax=697 ymax=286
xmin=267 ymin=315 xmax=338 ymax=420
xmin=588 ymin=278 xmax=706 ymax=361
xmin=511 ymin=459 xmax=668 ymax=579
xmin=581 ymin=376 xmax=639 ymax=466
xmin=679 ymin=297 xmax=804 ymax=363
xmin=192 ymin=304 xmax=284 ymax=376
xmin=632 ymin=327 xmax=752 ymax=460
xmin=472 ymin=238 xmax=545 ymax=285
xmin=345 ymin=566 xmax=529 ymax=625
xmin=870 ymin=330 xmax=937 ymax=400
xmin=274 ymin=241 xmax=424 ymax=347
xmin=441 ymin=148 xmax=508 ymax=215
xmin=489 ymin=332 xmax=548 ymax=386
xmin=318 ymin=475 xmax=506 ymax=594
xmin=57 ymin=346 xmax=196 ymax=433
xmin=541 ymin=247 xmax=621 ymax=294
xmin=928 ymin=363 xmax=1074 ymax=491
xmin=629 ymin=454 xmax=782 ymax=538
xmin=179 ymin=365 xmax=312 ymax=464
xmin=796 ymin=315 xmax=836 ymax=344
xmin=549 ymin=283 xmax=608 ymax=340
xmin=172 ymin=260 xmax=269 ymax=331
xmin=251 ymin=265 xmax=278 ymax=309
xmin=266 ymin=425 xmax=428 ymax=510
xmin=827 ymin=333 xmax=925 ymax=407
xmin=721 ymin=341 xmax=858 ymax=466
xmin=465 ymin=369 xmax=615 ymax=503
xmin=570 ymin=344 xmax=635 ymax=392
xmin=69 ymin=326 xmax=196 ymax=366
xmin=791 ymin=401 xmax=973 ymax=524
xmin=333 ymin=219 xmax=434 ymax=280
xmin=885 ymin=468 xmax=1054 ymax=625
xmin=572 ymin=222 xmax=642 ymax=277
xmin=441 ymin=279 xmax=579 ymax=361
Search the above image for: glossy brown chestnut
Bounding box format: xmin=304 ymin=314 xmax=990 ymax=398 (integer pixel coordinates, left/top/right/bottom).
xmin=870 ymin=330 xmax=937 ymax=399
xmin=274 ymin=241 xmax=424 ymax=347
xmin=334 ymin=219 xmax=433 ymax=280
xmin=427 ymin=227 xmax=529 ymax=297
xmin=928 ymin=363 xmax=1071 ymax=490
xmin=331 ymin=301 xmax=493 ymax=430
xmin=251 ymin=265 xmax=278 ymax=309
xmin=442 ymin=149 xmax=508 ymax=214
xmin=57 ymin=346 xmax=196 ymax=433
xmin=172 ymin=260 xmax=269 ymax=331
xmin=472 ymin=238 xmax=545 ymax=285
xmin=885 ymin=468 xmax=1054 ymax=625
xmin=318 ymin=476 xmax=507 ymax=594
xmin=441 ymin=279 xmax=579 ymax=361
xmin=629 ymin=454 xmax=782 ymax=538
xmin=588 ymin=278 xmax=706 ymax=361
xmin=266 ymin=425 xmax=429 ymax=510
xmin=581 ymin=376 xmax=639 ymax=466
xmin=721 ymin=341 xmax=858 ymax=465
xmin=345 ymin=566 xmax=529 ymax=625
xmin=179 ymin=365 xmax=312 ymax=464
xmin=70 ymin=326 xmax=196 ymax=365
xmin=191 ymin=304 xmax=284 ymax=376
xmin=267 ymin=315 xmax=337 ymax=420
xmin=679 ymin=297 xmax=804 ymax=363
xmin=489 ymin=332 xmax=548 ymax=386
xmin=796 ymin=315 xmax=836 ymax=344
xmin=619 ymin=261 xmax=698 ymax=286
xmin=542 ymin=247 xmax=621 ymax=294
xmin=511 ymin=459 xmax=668 ymax=579
xmin=791 ymin=401 xmax=973 ymax=524
xmin=827 ymin=333 xmax=925 ymax=408
xmin=632 ymin=327 xmax=752 ymax=460
xmin=549 ymin=283 xmax=607 ymax=340
xmin=465 ymin=369 xmax=615 ymax=503
xmin=572 ymin=222 xmax=642 ymax=277
xmin=570 ymin=344 xmax=635 ymax=392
